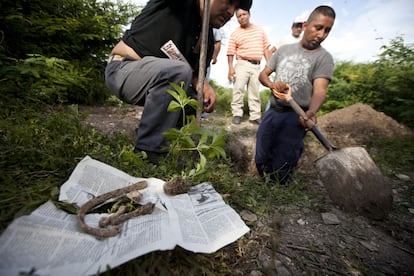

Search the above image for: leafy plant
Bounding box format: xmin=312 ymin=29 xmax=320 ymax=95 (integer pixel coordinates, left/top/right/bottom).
xmin=163 ymin=82 xmax=226 ymax=178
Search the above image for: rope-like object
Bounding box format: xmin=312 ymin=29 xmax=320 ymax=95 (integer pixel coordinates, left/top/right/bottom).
xmin=77 ymin=180 xmax=154 ymax=239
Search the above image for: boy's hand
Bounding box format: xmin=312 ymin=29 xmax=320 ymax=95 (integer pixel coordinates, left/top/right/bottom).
xmin=272 ymin=81 xmax=289 ymax=100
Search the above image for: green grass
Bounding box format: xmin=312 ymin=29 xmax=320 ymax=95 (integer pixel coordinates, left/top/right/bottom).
xmin=369 ymin=136 xmax=414 ymax=209
xmin=211 ymin=83 xmax=271 ymax=117
xmin=368 ymin=137 xmax=414 ymax=174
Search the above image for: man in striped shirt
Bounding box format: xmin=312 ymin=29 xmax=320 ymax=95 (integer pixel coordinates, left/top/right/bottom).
xmin=227 ymin=8 xmax=271 ymax=125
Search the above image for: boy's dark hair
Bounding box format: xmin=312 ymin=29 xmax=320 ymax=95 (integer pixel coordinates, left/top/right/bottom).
xmin=233 ymin=0 xmax=252 ymax=10
xmin=307 ymin=5 xmax=336 ymax=22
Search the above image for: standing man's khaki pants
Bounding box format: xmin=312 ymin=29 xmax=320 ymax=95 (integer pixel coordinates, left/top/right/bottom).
xmin=231 ymin=60 xmax=261 ymax=121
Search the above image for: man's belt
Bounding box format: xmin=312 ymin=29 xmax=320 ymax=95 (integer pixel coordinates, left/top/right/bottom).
xmin=107 ymin=54 xmax=124 ymax=63
xmin=272 ymin=104 xmax=293 ymax=112
xmin=272 ymin=103 xmax=309 ymax=113
xmin=246 ymin=59 xmax=260 ymax=65
xmin=270 ymin=95 xmax=309 ymax=113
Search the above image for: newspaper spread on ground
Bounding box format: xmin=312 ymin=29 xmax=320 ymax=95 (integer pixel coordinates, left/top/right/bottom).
xmin=0 ymin=156 xmax=249 ymax=276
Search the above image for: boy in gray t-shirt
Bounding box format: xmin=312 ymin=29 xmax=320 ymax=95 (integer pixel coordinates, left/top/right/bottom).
xmin=255 ymin=5 xmax=336 ymax=184
xmin=268 ymin=42 xmax=334 ymax=109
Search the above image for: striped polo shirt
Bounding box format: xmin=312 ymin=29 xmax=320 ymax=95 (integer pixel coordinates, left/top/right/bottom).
xmin=227 ymin=24 xmax=270 ymax=61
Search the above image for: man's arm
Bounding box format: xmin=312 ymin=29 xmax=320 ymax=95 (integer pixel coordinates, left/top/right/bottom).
xmin=212 ymin=40 xmax=221 ymax=64
xmin=258 ymin=66 xmax=275 ymax=88
xmin=227 ymin=55 xmax=235 ymax=81
xmin=304 ymin=77 xmax=330 ymax=125
xmin=263 ymin=47 xmax=272 ymax=62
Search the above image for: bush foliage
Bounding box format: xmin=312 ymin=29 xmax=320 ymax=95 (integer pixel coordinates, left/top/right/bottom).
xmin=325 ymin=36 xmax=414 ymax=127
xmin=0 ymin=0 xmax=139 ymax=105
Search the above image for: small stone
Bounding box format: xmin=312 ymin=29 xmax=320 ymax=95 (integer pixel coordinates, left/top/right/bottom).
xmin=396 ymin=173 xmax=410 ymax=181
xmin=297 ymin=218 xmax=306 ymax=226
xmin=240 ymin=210 xmax=257 ymax=223
xmin=408 ymin=208 xmax=414 ymax=214
xmin=250 ymin=270 xmax=263 ymax=276
xmin=321 ymin=212 xmax=340 ymax=225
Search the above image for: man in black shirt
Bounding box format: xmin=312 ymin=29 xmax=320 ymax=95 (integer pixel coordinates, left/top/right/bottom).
xmin=105 ymin=0 xmax=252 ymax=164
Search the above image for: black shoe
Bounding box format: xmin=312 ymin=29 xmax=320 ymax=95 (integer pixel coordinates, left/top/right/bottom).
xmin=232 ymin=116 xmax=241 ymax=124
xmin=249 ymin=119 xmax=262 ymax=125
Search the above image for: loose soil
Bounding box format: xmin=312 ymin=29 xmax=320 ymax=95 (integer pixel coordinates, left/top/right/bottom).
xmin=80 ymin=103 xmax=414 ymax=275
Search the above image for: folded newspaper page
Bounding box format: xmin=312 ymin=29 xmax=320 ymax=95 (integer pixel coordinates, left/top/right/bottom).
xmin=161 ymin=40 xmax=189 ymax=64
xmin=0 ymin=156 xmax=249 ymax=276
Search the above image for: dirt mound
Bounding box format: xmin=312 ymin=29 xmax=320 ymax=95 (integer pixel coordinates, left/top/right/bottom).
xmin=318 ymin=102 xmax=412 ymax=145
xmin=298 ymin=103 xmax=413 ymax=173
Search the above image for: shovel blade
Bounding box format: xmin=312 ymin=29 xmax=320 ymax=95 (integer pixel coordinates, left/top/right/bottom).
xmin=316 ymin=147 xmax=393 ymax=220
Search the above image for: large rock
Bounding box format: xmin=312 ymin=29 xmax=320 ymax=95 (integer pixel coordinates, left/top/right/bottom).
xmin=316 ymin=147 xmax=393 ymax=220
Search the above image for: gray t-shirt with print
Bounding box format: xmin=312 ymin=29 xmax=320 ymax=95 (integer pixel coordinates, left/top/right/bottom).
xmin=267 ymin=42 xmax=334 ymax=108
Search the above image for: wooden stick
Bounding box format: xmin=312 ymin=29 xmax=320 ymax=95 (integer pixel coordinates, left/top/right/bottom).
xmin=196 ymin=0 xmax=210 ymax=126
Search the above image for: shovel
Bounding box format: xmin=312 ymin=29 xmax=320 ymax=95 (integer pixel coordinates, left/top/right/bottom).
xmin=278 ymin=85 xmax=393 ymax=220
xmin=286 ymin=94 xmax=338 ymax=152
xmin=275 ymin=85 xmax=336 ymax=152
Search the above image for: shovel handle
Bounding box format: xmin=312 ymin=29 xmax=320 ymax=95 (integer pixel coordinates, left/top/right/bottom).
xmin=275 ymin=84 xmax=315 ymax=130
xmin=287 ymin=98 xmax=315 ymax=129
xmin=286 ymin=95 xmax=337 ymax=152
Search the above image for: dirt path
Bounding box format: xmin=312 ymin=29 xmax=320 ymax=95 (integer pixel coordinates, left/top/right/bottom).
xmin=80 ymin=103 xmax=414 ymax=275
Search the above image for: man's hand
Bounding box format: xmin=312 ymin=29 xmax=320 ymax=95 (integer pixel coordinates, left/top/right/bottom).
xmin=271 ymin=81 xmax=290 ymax=100
xmin=299 ymin=110 xmax=317 ymax=131
xmin=203 ymin=82 xmax=216 ymax=113
xmin=228 ymin=67 xmax=235 ymax=82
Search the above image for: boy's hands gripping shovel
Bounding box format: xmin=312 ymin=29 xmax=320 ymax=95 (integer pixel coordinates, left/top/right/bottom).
xmin=272 ymin=82 xmax=338 ymax=152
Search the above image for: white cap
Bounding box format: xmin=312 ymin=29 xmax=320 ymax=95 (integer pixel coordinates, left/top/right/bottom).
xmin=294 ymin=16 xmax=306 ymax=23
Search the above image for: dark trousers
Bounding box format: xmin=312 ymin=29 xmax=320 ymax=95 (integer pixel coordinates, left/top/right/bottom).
xmin=105 ymin=56 xmax=193 ymax=153
xmin=255 ymin=109 xmax=306 ymax=184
